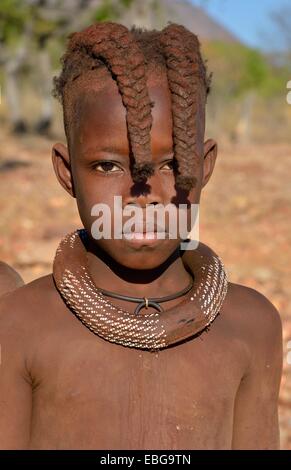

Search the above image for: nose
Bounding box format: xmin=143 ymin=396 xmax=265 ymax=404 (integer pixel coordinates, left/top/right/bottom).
xmin=124 ymin=177 xmax=164 ymax=208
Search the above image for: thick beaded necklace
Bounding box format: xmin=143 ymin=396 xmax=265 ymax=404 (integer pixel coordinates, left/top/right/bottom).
xmin=53 ymin=230 xmax=228 ymax=350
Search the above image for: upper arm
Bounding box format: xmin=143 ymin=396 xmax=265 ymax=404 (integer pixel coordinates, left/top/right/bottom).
xmin=0 ymin=307 xmax=32 ymax=449
xmin=231 ymin=288 xmax=283 ymax=449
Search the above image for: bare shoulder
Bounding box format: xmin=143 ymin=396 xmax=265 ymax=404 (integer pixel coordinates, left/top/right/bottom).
xmin=0 ymin=275 xmax=62 ymax=351
xmin=222 ymin=281 xmax=283 ymax=360
xmin=224 ymin=281 xmax=282 ymax=332
xmin=0 ymin=274 xmax=56 ymax=318
xmin=0 ymin=261 xmax=24 ymax=296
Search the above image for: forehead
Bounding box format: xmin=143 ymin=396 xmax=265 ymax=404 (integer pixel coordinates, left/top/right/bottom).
xmin=65 ymin=67 xmax=206 ymax=158
xmin=67 ymin=68 xmax=173 ymax=152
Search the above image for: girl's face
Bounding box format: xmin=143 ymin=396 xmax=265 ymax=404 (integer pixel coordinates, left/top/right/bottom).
xmin=53 ymin=71 xmax=217 ymax=270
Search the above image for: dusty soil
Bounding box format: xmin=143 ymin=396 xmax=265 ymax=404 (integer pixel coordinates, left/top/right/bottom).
xmin=0 ymin=131 xmax=290 ymax=449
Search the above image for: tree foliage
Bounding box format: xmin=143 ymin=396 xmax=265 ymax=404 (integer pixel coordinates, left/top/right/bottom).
xmin=203 ymin=40 xmax=289 ymax=99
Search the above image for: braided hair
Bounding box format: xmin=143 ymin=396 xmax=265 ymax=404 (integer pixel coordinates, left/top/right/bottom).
xmin=53 ymin=22 xmax=211 ymax=191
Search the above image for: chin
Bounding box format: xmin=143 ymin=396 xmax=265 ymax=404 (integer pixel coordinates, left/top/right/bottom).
xmin=98 ymin=239 xmax=180 ymax=271
xmin=115 ymin=253 xmax=169 ymax=270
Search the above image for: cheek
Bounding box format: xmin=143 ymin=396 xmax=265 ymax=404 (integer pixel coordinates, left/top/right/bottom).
xmin=72 ymin=168 xmax=135 ymax=236
xmin=191 ymin=185 xmax=202 ymax=205
xmin=72 ymin=166 xmax=126 ymax=208
xmin=189 ymin=169 xmax=203 ymax=204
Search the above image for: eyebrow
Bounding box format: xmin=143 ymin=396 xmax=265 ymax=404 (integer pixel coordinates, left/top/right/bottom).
xmin=82 ymin=146 xmax=128 ymax=158
xmin=82 ymin=145 xmax=174 ymax=159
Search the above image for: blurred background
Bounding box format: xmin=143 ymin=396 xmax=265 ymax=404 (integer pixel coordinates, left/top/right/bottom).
xmin=0 ymin=0 xmax=290 ymax=449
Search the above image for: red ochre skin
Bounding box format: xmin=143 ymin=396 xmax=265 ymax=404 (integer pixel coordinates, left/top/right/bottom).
xmin=0 ymin=71 xmax=283 ymax=450
xmin=0 ymin=262 xmax=24 ymax=297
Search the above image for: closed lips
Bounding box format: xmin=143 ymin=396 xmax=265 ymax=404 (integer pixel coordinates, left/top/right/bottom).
xmin=122 ymin=224 xmax=168 ymax=234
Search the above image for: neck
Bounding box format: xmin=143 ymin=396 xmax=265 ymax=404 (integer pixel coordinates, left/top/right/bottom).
xmin=86 ymin=242 xmax=191 ymax=299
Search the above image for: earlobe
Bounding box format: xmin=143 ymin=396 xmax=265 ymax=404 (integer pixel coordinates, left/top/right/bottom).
xmin=202 ymin=139 xmax=217 ymax=188
xmin=52 ymin=143 xmax=75 ymax=197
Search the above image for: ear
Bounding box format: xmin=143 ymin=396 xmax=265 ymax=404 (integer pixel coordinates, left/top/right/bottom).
xmin=202 ymin=138 xmax=217 ymax=188
xmin=52 ymin=143 xmax=75 ymax=198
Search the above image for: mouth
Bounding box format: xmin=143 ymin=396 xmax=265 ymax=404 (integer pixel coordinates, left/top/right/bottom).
xmin=122 ymin=226 xmax=169 ymax=246
xmin=123 ymin=231 xmax=167 ymax=240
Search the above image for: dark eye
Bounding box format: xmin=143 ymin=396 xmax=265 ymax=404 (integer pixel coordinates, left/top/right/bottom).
xmin=94 ymin=161 xmax=122 ymax=173
xmin=161 ymin=160 xmax=174 ymax=171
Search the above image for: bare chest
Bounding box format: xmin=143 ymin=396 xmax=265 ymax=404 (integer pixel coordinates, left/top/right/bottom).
xmin=29 ymin=322 xmax=247 ymax=450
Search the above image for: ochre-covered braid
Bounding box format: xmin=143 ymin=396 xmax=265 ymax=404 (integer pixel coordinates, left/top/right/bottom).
xmin=54 ymin=22 xmax=155 ymax=182
xmin=53 ymin=22 xmax=212 ymax=190
xmin=159 ymin=23 xmax=208 ymax=191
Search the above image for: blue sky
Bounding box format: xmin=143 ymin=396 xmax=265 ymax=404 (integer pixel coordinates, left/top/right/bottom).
xmin=190 ymin=0 xmax=289 ymax=50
